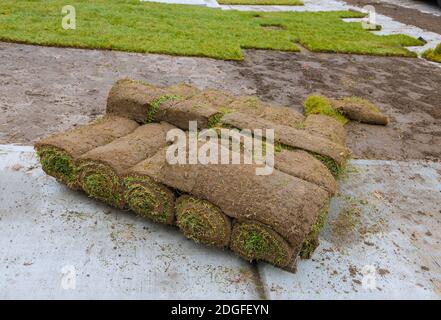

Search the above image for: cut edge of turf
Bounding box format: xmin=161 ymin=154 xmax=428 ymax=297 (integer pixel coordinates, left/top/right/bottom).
xmin=304 ymin=95 xmax=349 ymax=125
xmin=422 ymin=43 xmax=441 ymax=63
xmin=299 ymin=205 xmax=329 ymax=259
xmin=123 ymin=175 xmax=175 ymax=224
xmin=77 ymin=160 xmax=124 ymax=208
xmin=36 ymin=145 xmax=78 ymax=188
xmin=175 ymin=196 xmax=231 ymax=247
xmin=231 ymin=221 xmax=292 ymax=267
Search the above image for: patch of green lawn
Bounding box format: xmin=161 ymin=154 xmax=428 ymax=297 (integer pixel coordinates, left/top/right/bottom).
xmin=422 ymin=43 xmax=441 ymax=63
xmin=0 ymin=0 xmax=423 ymax=60
xmin=218 ymin=0 xmax=303 ymax=5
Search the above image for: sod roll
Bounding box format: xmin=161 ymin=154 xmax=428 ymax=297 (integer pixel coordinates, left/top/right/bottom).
xmin=220 ymin=111 xmax=350 ymax=174
xmin=34 ymin=115 xmax=139 ymax=189
xmin=226 ymin=96 xmax=305 ymax=128
xmin=132 ymin=142 xmax=330 ymax=254
xmin=303 ymin=114 xmax=347 ymax=146
xmin=175 ymin=195 xmax=232 ymax=247
xmin=106 ymin=79 xmax=199 ymax=124
xmin=123 ymin=174 xmax=175 ymax=225
xmin=230 ymin=220 xmax=294 ymax=268
xmin=331 ymin=97 xmax=389 ymax=125
xmin=155 ymin=89 xmax=235 ymax=130
xmin=274 ymin=149 xmax=337 ymax=195
xmin=76 ymin=122 xmax=175 ymax=208
xmin=299 ymin=205 xmax=329 ymax=259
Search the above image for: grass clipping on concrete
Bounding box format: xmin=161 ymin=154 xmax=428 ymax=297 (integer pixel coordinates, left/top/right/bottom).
xmin=176 ymin=195 xmax=232 ymax=247
xmin=0 ymin=1 xmax=423 ymax=60
xmin=422 ymin=43 xmax=441 ymax=63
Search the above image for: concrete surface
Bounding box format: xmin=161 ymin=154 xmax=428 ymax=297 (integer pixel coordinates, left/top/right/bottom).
xmin=0 ymin=145 xmax=440 ymax=299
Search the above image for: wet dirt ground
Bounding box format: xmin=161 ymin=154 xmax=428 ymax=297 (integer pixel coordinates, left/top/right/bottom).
xmin=1 ymin=41 xmax=440 ymax=161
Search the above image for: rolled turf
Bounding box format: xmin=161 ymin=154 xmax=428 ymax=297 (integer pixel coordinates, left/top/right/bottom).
xmin=330 ymin=97 xmax=389 ymax=125
xmin=299 ymin=205 xmax=329 ymax=259
xmin=175 ymin=195 xmax=232 ymax=247
xmin=106 ymin=79 xmax=199 ymax=124
xmin=225 ymin=95 xmax=305 ymax=128
xmin=34 ymin=115 xmax=139 ymax=189
xmin=274 ymin=149 xmax=337 ymax=195
xmin=220 ymin=111 xmax=350 ymax=176
xmin=230 ymin=220 xmax=293 ymax=268
xmin=303 ymin=114 xmax=347 ymax=146
xmin=133 ymin=142 xmax=330 ymax=254
xmin=76 ymin=122 xmax=175 ymax=208
xmin=123 ymin=175 xmax=175 ymax=225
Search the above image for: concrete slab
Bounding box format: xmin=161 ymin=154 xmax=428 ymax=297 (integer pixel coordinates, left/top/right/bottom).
xmin=0 ymin=145 xmax=440 ymax=299
xmin=259 ymin=160 xmax=441 ymax=299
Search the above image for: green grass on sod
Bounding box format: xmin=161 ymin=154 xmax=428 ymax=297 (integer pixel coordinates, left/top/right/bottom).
xmin=422 ymin=43 xmax=441 ymax=63
xmin=218 ymin=0 xmax=303 ymax=5
xmin=0 ymin=0 xmax=423 ymax=60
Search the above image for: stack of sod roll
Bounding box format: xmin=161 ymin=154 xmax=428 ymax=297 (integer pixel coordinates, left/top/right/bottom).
xmin=35 ymin=79 xmax=388 ymax=272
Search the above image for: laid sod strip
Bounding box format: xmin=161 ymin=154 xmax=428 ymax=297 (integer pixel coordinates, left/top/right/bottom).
xmin=330 ymin=97 xmax=389 ymax=125
xmin=107 ymin=79 xmax=197 ymax=124
xmin=422 ymin=43 xmax=441 ymax=63
xmin=230 ymin=220 xmax=293 ymax=268
xmin=225 ymin=96 xmax=305 ymax=128
xmin=175 ymin=196 xmax=232 ymax=247
xmin=34 ymin=115 xmax=139 ymax=189
xmin=218 ymin=0 xmax=303 ymax=5
xmin=135 ymin=142 xmax=331 ymax=252
xmin=274 ymin=149 xmax=337 ymax=195
xmin=123 ymin=175 xmax=175 ymax=225
xmin=299 ymin=205 xmax=329 ymax=259
xmin=0 ymin=1 xmax=423 ymax=60
xmin=304 ymin=95 xmax=348 ymax=125
xmin=220 ymin=111 xmax=350 ymax=168
xmin=304 ymin=114 xmax=347 ymax=146
xmin=76 ymin=123 xmax=175 ymax=208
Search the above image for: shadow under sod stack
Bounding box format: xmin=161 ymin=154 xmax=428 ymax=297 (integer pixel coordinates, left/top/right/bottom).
xmin=35 ymin=79 xmax=388 ymax=272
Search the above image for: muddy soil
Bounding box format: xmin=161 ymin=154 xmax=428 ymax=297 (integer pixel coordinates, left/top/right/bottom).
xmin=343 ymin=0 xmax=441 ymax=34
xmin=0 ymin=42 xmax=440 ymax=161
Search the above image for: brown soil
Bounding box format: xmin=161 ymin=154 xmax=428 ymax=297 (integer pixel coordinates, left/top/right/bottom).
xmin=343 ymin=0 xmax=441 ymax=34
xmin=1 ymin=42 xmax=440 ymax=161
